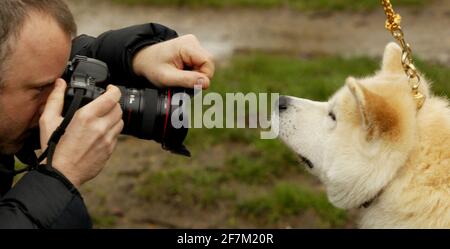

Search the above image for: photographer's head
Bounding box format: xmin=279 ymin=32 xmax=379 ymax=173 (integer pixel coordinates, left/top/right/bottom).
xmin=0 ymin=0 xmax=75 ymax=154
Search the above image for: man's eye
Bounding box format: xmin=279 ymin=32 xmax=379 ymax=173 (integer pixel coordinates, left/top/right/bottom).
xmin=33 ymin=86 xmax=48 ymax=99
xmin=328 ymin=111 xmax=337 ymax=121
xmin=35 ymin=84 xmax=51 ymax=93
xmin=33 ymin=87 xmax=44 ymax=97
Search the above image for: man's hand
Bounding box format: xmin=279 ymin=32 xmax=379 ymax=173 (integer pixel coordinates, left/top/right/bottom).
xmin=132 ymin=34 xmax=215 ymax=89
xmin=39 ymin=79 xmax=124 ymax=188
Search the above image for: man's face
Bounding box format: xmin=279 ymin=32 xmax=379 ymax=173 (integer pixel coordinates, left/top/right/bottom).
xmin=0 ymin=11 xmax=71 ymax=154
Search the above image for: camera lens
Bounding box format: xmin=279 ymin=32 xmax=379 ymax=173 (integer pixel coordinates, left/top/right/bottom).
xmin=117 ymin=86 xmax=190 ymax=157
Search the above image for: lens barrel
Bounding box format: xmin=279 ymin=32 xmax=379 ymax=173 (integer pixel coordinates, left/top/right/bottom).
xmin=117 ymin=86 xmax=190 ymax=156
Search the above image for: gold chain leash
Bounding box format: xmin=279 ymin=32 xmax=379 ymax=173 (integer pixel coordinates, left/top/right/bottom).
xmin=381 ymin=0 xmax=425 ymax=110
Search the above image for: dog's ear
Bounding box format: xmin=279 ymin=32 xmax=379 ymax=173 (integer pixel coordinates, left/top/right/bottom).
xmin=346 ymin=78 xmax=399 ymax=140
xmin=346 ymin=77 xmax=370 ymax=129
xmin=381 ymin=42 xmax=403 ymax=74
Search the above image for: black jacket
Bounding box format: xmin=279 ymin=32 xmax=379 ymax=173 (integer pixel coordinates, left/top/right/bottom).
xmin=0 ymin=23 xmax=178 ymax=229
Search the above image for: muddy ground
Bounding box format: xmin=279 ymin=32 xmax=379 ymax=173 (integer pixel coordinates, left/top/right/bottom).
xmin=66 ymin=0 xmax=450 ymax=228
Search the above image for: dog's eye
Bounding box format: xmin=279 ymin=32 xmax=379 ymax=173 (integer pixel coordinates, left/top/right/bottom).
xmin=328 ymin=111 xmax=336 ymax=121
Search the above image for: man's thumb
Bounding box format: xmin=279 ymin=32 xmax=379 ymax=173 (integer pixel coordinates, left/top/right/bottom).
xmin=42 ymin=79 xmax=67 ymax=118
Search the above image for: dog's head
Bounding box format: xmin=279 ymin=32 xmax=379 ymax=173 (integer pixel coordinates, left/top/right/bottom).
xmin=274 ymin=43 xmax=429 ymax=209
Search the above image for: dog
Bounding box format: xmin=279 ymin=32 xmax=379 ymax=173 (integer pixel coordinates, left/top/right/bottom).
xmin=273 ymin=42 xmax=450 ymax=228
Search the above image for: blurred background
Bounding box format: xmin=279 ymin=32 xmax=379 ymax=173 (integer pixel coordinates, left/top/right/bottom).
xmin=66 ymin=0 xmax=449 ymax=228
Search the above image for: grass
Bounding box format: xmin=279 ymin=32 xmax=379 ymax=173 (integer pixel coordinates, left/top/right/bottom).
xmin=111 ymin=0 xmax=428 ymax=11
xmin=236 ymin=182 xmax=348 ymax=227
xmin=211 ymin=54 xmax=379 ymax=99
xmin=91 ymin=215 xmax=118 ymax=227
xmin=136 ymin=167 xmax=235 ymax=208
xmin=133 ymin=53 xmax=449 ymax=228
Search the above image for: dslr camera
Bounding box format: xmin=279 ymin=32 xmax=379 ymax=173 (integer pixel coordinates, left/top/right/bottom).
xmin=63 ymin=55 xmax=191 ymax=157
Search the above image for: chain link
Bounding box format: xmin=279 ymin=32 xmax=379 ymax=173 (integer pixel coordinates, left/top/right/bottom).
xmin=381 ymin=0 xmax=425 ymax=110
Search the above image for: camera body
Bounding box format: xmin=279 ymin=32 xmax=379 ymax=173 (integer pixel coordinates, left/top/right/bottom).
xmin=63 ymin=56 xmax=191 ymax=157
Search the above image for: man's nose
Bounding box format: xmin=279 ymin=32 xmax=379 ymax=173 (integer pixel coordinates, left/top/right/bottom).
xmin=277 ymin=96 xmax=289 ymax=112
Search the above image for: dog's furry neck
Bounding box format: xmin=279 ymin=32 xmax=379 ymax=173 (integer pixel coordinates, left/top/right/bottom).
xmin=359 ymin=188 xmax=384 ymax=209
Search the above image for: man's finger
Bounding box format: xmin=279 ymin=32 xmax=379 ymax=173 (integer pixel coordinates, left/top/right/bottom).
xmin=165 ymin=67 xmax=211 ymax=89
xmin=84 ymin=85 xmax=122 ymax=117
xmin=107 ymin=119 xmax=125 ymax=143
xmin=181 ymin=45 xmax=215 ymax=80
xmin=41 ymin=78 xmax=67 ymax=119
xmin=97 ymin=103 xmax=123 ymax=131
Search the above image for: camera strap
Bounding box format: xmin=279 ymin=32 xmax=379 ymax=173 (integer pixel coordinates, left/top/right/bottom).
xmin=37 ymin=88 xmax=85 ymax=168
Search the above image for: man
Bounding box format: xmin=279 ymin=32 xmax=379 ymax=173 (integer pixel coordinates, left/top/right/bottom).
xmin=0 ymin=0 xmax=214 ymax=228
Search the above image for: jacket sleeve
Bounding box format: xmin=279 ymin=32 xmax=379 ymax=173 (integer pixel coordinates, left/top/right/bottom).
xmin=0 ymin=167 xmax=92 ymax=229
xmin=70 ymin=23 xmax=179 ymax=88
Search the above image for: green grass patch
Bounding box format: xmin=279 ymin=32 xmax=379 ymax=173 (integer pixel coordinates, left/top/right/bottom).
xmin=111 ymin=0 xmax=427 ymax=11
xmin=91 ymin=215 xmax=118 ymax=228
xmin=211 ymin=54 xmax=380 ymax=100
xmin=226 ymin=138 xmax=300 ymax=184
xmin=135 ymin=167 xmax=235 ymax=208
xmin=236 ymin=182 xmax=347 ymax=227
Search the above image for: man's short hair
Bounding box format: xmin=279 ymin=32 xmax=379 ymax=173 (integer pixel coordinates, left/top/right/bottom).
xmin=0 ymin=0 xmax=77 ymax=85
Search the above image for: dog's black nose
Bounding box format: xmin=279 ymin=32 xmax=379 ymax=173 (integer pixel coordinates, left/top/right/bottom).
xmin=278 ymin=96 xmax=289 ymax=112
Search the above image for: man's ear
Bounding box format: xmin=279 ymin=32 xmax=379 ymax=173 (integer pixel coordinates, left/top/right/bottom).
xmin=346 ymin=77 xmax=399 ymax=140
xmin=381 ymin=42 xmax=403 ymax=74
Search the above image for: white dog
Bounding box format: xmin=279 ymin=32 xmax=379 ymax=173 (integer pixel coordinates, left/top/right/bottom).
xmin=273 ymin=43 xmax=450 ymax=228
